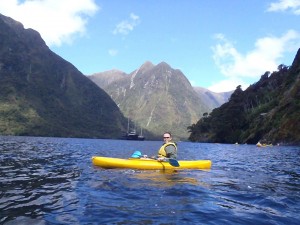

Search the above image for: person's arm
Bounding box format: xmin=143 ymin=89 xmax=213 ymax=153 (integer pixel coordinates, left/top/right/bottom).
xmin=165 ymin=145 xmax=177 ymax=159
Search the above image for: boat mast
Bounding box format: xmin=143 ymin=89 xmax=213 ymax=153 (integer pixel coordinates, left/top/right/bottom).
xmin=127 ymin=118 xmax=130 ymax=133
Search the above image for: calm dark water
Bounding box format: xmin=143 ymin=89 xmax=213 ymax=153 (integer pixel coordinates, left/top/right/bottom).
xmin=0 ymin=136 xmax=299 ymax=225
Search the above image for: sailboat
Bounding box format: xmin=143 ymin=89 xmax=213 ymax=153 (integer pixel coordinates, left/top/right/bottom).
xmin=122 ymin=119 xmax=145 ymax=141
xmin=138 ymin=127 xmax=145 ymax=140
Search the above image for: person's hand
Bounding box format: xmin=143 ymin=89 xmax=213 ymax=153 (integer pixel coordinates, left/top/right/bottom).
xmin=157 ymin=157 xmax=165 ymax=162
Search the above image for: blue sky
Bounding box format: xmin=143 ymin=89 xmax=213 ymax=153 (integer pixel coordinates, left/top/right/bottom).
xmin=1 ymin=0 xmax=300 ymax=92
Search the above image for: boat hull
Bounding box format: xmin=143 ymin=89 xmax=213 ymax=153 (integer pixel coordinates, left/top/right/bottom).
xmin=92 ymin=156 xmax=212 ymax=170
xmin=122 ymin=134 xmax=145 ymax=140
xmin=256 ymin=143 xmax=273 ymax=147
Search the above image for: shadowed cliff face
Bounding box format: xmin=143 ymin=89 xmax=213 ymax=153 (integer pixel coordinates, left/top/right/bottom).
xmin=0 ymin=14 xmax=126 ymax=138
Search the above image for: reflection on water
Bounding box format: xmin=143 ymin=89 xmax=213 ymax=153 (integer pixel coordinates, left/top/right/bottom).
xmin=132 ymin=170 xmax=207 ymax=187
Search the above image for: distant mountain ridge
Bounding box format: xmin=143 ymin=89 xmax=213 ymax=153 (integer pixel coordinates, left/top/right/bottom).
xmin=89 ymin=61 xmax=230 ymax=140
xmin=89 ymin=69 xmax=126 ymax=89
xmin=0 ymin=13 xmax=126 ymax=138
xmin=89 ymin=66 xmax=232 ymax=108
xmin=193 ymin=86 xmax=232 ymax=109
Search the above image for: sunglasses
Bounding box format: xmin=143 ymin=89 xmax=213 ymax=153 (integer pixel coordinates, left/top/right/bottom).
xmin=163 ymin=136 xmax=171 ymax=139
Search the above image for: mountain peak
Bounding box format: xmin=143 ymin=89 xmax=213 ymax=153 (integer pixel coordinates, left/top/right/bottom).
xmin=0 ymin=13 xmax=126 ymax=138
xmin=0 ymin=14 xmax=23 ymax=31
xmin=139 ymin=61 xmax=154 ymax=72
xmin=104 ymin=69 xmax=126 ymax=75
xmin=89 ymin=69 xmax=126 ymax=88
xmin=142 ymin=61 xmax=154 ymax=67
xmin=157 ymin=61 xmax=171 ymax=68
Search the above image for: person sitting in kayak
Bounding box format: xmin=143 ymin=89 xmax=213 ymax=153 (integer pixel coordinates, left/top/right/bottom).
xmin=156 ymin=132 xmax=177 ymax=161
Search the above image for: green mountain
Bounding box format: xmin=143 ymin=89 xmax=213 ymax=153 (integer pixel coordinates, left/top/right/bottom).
xmin=0 ymin=14 xmax=126 ymax=138
xmin=188 ymin=49 xmax=300 ymax=145
xmin=89 ymin=61 xmax=212 ymax=140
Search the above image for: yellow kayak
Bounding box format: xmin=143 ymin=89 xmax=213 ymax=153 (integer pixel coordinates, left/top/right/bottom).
xmin=92 ymin=156 xmax=212 ymax=170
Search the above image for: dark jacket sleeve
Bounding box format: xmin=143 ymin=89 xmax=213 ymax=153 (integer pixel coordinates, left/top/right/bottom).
xmin=165 ymin=145 xmax=177 ymax=159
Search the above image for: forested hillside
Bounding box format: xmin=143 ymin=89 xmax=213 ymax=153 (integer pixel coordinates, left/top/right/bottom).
xmin=0 ymin=14 xmax=127 ymax=138
xmin=188 ymin=49 xmax=300 ymax=145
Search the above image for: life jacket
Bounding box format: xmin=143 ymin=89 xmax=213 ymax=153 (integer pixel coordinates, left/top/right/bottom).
xmin=158 ymin=142 xmax=177 ymax=157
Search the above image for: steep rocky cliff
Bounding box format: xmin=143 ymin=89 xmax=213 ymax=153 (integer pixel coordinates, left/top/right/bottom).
xmin=89 ymin=61 xmax=210 ymax=140
xmin=0 ymin=14 xmax=126 ymax=138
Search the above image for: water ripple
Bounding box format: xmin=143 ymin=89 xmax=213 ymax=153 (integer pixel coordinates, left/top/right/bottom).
xmin=1 ymin=136 xmax=300 ymax=224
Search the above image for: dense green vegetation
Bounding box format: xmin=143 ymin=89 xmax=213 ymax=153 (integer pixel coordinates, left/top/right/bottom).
xmin=0 ymin=14 xmax=127 ymax=138
xmin=188 ymin=50 xmax=300 ymax=145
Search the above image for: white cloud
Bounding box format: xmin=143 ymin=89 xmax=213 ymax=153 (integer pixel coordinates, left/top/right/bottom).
xmin=0 ymin=0 xmax=99 ymax=46
xmin=208 ymin=78 xmax=249 ymax=93
xmin=113 ymin=13 xmax=140 ymax=35
xmin=108 ymin=49 xmax=118 ymax=56
xmin=210 ymin=30 xmax=300 ymax=91
xmin=267 ymin=0 xmax=300 ymax=15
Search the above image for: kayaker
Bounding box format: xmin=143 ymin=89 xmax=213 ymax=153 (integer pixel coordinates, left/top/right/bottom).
xmin=156 ymin=132 xmax=177 ymax=161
